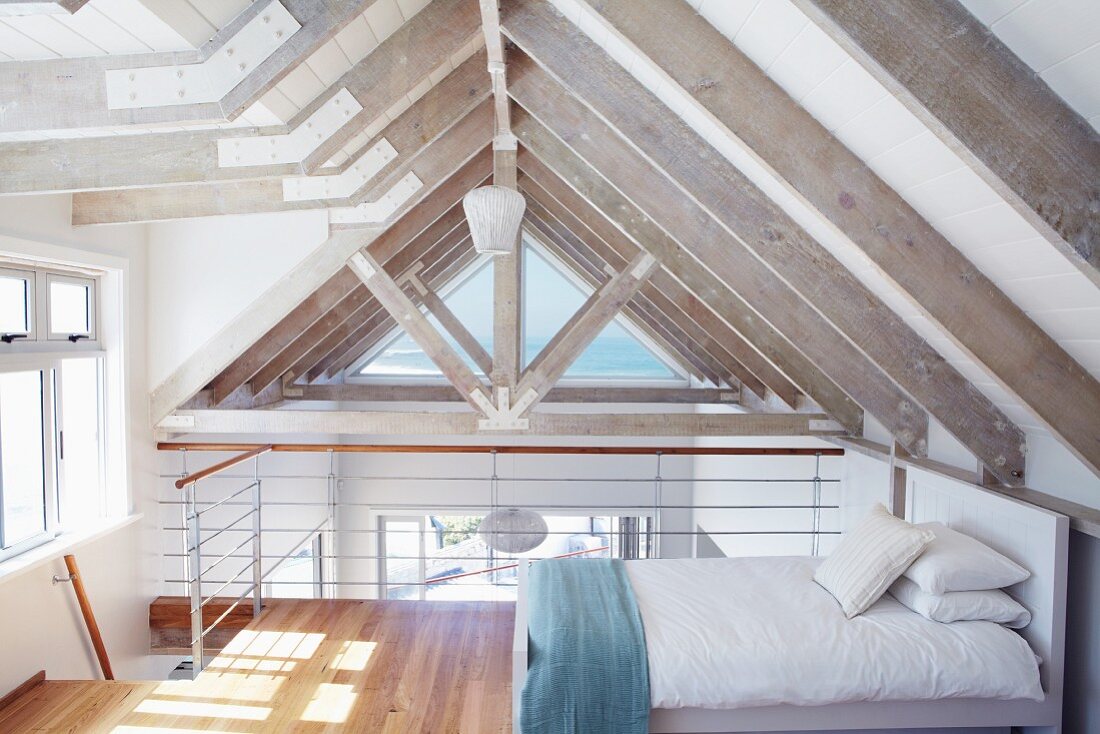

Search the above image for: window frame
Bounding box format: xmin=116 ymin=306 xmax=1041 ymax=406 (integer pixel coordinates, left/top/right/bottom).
xmin=0 ymin=266 xmax=36 ymax=343
xmin=42 ymin=271 xmax=97 ymax=343
xmin=0 ymin=355 xmax=108 ymax=563
xmin=0 ymin=360 xmax=60 ymax=562
xmin=343 ymin=240 xmax=690 ymax=387
xmin=0 ymin=263 xmax=100 ymax=351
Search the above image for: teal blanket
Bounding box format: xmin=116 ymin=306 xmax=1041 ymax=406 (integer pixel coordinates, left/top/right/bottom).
xmin=520 ymin=558 xmax=650 ymax=734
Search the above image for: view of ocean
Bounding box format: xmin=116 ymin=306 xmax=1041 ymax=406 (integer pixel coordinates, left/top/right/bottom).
xmin=362 ymin=335 xmax=676 ymax=379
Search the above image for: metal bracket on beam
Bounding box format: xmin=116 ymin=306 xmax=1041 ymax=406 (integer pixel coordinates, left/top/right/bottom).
xmin=217 ymin=88 xmax=362 ymax=167
xmin=282 ymin=138 xmax=397 ymax=200
xmin=106 ymin=0 xmax=300 ymax=110
xmin=328 ymin=172 xmax=423 ymax=224
xmin=473 ymin=386 xmax=538 ymax=430
xmin=156 ymin=414 xmax=196 ymax=431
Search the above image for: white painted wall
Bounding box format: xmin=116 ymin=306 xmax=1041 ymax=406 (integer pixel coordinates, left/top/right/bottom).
xmin=0 ymin=193 xmax=175 ymax=693
xmin=145 ymin=209 xmax=330 ymax=389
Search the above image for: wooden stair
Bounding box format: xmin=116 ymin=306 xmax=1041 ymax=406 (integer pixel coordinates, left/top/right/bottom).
xmin=148 ymin=595 xmax=256 ymax=654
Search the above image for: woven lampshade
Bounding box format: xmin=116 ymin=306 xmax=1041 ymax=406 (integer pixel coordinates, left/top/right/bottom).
xmin=478 ymin=508 xmax=548 ymax=554
xmin=463 ymin=185 xmax=525 ymax=255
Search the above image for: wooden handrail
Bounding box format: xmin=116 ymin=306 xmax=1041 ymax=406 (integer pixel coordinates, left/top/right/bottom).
xmin=62 ymin=555 xmax=113 ymax=680
xmin=159 ymin=442 xmax=842 ymax=457
xmin=174 ymin=444 xmax=272 ymax=489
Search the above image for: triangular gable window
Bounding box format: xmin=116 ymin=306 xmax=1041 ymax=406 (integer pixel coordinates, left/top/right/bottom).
xmin=352 ymin=238 xmax=683 ymax=382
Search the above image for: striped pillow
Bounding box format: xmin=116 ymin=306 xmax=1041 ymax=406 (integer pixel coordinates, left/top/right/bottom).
xmin=814 ymin=503 xmax=935 ymax=618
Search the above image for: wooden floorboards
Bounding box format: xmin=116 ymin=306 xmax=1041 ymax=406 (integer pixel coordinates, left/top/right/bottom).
xmin=0 ymin=599 xmax=515 ymax=733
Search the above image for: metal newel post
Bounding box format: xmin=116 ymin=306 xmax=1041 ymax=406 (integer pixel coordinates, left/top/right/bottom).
xmin=252 ymin=455 xmax=262 ymax=619
xmin=187 ymin=480 xmax=204 ymax=677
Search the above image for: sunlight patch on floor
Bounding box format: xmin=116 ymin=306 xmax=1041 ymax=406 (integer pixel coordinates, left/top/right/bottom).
xmin=300 ymin=683 xmax=357 ymax=723
xmin=112 ymin=727 xmax=249 ymax=734
xmin=331 ymin=640 xmax=377 ymax=671
xmin=133 ymin=699 xmax=271 ymax=721
xmin=220 ymin=629 xmax=325 ymax=659
xmin=153 ymin=671 xmax=286 ymax=703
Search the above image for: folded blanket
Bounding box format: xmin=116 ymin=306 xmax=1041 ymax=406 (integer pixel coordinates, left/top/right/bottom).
xmin=520 ymin=558 xmax=650 ymax=734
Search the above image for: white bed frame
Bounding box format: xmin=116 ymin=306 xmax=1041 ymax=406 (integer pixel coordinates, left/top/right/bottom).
xmin=512 ymin=467 xmax=1068 ymax=733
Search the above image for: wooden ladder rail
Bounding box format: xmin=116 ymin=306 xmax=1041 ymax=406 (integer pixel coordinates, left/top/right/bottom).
xmin=57 ymin=554 xmax=114 ymax=680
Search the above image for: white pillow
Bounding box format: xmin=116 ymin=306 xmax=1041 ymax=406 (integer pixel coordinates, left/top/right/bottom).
xmin=814 ymin=503 xmax=935 ymax=618
xmin=889 ymin=576 xmax=1032 ymax=628
xmin=902 ymin=522 xmax=1030 ymax=594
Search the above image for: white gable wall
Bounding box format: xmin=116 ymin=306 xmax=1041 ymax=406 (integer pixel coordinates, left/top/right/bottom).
xmin=145 ymin=209 xmax=330 ymax=389
xmin=0 ymin=193 xmax=175 ymax=693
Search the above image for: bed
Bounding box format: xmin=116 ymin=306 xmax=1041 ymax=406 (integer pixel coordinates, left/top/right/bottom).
xmin=512 ymin=468 xmax=1068 ymax=733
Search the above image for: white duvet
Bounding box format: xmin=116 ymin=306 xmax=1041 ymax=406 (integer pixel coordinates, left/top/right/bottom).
xmin=624 ymin=556 xmax=1043 ymax=710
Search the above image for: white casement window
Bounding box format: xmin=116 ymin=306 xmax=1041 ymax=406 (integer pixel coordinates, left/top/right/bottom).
xmin=0 ymin=262 xmax=107 ymax=562
xmin=0 ymin=266 xmax=98 ymax=346
xmin=0 ymin=358 xmax=107 ymax=562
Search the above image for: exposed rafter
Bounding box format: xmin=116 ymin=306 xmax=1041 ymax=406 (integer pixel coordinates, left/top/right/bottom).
xmin=792 ymin=0 xmax=1100 ymax=285
xmin=514 ymin=137 xmax=863 ymax=432
xmin=0 ymin=0 xmax=375 ymax=133
xmin=0 ymin=50 xmax=491 ymax=197
xmin=71 ymin=98 xmax=493 ymax=224
xmin=592 ymin=0 xmax=1100 ymax=480
xmin=521 ymin=176 xmax=797 ymax=405
xmin=347 ymin=247 xmax=491 ymax=411
xmin=502 ymin=2 xmax=1030 ymax=484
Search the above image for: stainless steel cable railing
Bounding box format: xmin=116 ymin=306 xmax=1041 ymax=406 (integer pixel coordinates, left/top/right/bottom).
xmin=161 ymin=444 xmax=843 ymax=678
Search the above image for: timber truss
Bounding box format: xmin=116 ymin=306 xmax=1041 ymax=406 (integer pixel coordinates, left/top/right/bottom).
xmin=2 ymin=0 xmax=1099 ymax=489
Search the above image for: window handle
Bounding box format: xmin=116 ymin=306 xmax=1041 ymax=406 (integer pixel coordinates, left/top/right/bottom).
xmin=68 ymin=334 xmax=89 ymax=343
xmin=1 ymin=333 xmax=27 ymax=344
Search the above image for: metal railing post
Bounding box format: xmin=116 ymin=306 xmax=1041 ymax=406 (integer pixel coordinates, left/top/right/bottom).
xmin=252 ymin=456 xmax=262 ymax=620
xmin=325 ymin=448 xmax=336 ymax=600
xmin=811 ymin=452 xmax=823 ymax=557
xmin=186 ymin=481 xmax=204 ymax=677
xmin=653 ymin=451 xmax=663 ymax=559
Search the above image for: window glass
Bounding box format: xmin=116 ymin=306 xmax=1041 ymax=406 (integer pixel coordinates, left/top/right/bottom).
xmin=59 ymin=359 xmax=103 ymax=527
xmin=49 ymin=279 xmax=91 ymax=336
xmin=523 ymin=248 xmax=676 ymax=380
xmin=0 ymin=371 xmax=47 ymax=548
xmin=360 ymin=263 xmax=493 ymax=377
xmin=266 ymin=536 xmax=320 ymax=599
xmin=355 ymin=244 xmax=679 ymax=380
xmin=0 ymin=274 xmax=30 ymax=334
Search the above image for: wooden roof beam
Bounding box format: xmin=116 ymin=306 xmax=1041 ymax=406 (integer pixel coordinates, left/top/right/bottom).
xmin=71 ymin=98 xmax=494 ymax=224
xmin=0 ymin=0 xmax=375 ymax=134
xmin=1 ymin=50 xmax=490 ymax=197
xmin=288 ymin=384 xmax=740 ymax=405
xmin=523 ymin=218 xmax=720 ymax=386
xmin=792 ymin=0 xmax=1100 ymax=286
xmin=347 ymin=248 xmax=490 ymax=413
xmin=523 ymin=208 xmax=734 ymax=388
xmin=595 ymin=0 xmax=1100 ymax=481
xmin=502 ymin=3 xmax=1026 ymax=484
xmin=313 ymin=239 xmax=483 ymax=381
xmin=520 ymin=173 xmax=801 ymax=406
xmin=514 ymin=118 xmax=865 ymax=436
xmin=160 ymin=409 xmax=844 ymax=440
xmin=204 ymin=154 xmax=491 ymax=406
xmin=296 ymin=0 xmax=482 ymax=173
xmin=290 ymin=215 xmax=478 ymax=383
xmin=248 ymin=221 xmax=477 ymax=399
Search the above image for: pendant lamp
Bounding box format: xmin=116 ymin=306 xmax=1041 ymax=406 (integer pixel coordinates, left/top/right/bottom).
xmin=463 ymin=185 xmax=525 ymax=255
xmin=478 ymin=507 xmax=548 ymax=554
